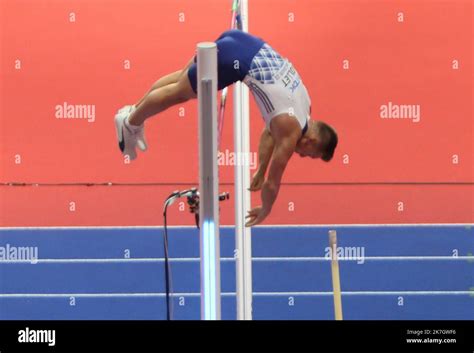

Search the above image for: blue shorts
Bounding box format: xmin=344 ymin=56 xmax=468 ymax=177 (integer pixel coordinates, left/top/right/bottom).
xmin=187 ymin=30 xmax=265 ymax=93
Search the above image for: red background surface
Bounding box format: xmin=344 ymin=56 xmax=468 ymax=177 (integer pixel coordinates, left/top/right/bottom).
xmin=0 ymin=0 xmax=472 ymax=226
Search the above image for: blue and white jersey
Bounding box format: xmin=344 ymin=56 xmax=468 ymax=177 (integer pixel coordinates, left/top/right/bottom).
xmin=244 ymin=43 xmax=311 ymax=130
xmin=247 ymin=43 xmax=287 ymax=84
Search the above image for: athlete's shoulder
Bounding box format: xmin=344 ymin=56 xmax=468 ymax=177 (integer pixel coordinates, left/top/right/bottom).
xmin=269 ymin=114 xmax=301 ymax=142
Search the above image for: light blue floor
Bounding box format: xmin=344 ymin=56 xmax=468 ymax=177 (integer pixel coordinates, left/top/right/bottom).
xmin=0 ymin=225 xmax=472 ymax=320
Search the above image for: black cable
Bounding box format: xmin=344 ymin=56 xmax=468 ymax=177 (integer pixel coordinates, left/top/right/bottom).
xmin=162 ymin=196 xmax=175 ymax=321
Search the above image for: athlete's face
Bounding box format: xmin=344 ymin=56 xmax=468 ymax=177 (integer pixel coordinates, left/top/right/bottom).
xmin=295 ymin=139 xmax=322 ymax=159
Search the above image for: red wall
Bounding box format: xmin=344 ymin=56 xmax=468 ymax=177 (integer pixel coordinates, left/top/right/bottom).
xmin=1 ymin=0 xmax=472 ymax=226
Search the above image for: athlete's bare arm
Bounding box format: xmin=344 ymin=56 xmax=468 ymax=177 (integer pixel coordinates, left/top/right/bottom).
xmin=245 ymin=114 xmax=300 ymax=226
xmin=249 ymin=128 xmax=275 ymax=191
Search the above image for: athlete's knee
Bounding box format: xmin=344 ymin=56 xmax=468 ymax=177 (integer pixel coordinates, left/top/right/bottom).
xmin=176 ymin=76 xmax=196 ymax=101
xmin=165 ymin=87 xmax=189 ymax=106
xmin=175 ymin=92 xmax=190 ymax=104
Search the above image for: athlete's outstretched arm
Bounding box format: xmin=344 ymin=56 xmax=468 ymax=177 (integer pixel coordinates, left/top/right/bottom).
xmin=249 ymin=128 xmax=275 ymax=191
xmin=245 ymin=115 xmax=299 ymax=226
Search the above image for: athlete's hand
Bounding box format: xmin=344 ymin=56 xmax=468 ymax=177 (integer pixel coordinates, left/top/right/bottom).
xmin=245 ymin=206 xmax=270 ymax=227
xmin=249 ymin=170 xmax=265 ymax=192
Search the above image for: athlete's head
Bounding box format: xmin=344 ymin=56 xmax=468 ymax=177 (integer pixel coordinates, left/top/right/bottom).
xmin=295 ymin=120 xmax=338 ymax=161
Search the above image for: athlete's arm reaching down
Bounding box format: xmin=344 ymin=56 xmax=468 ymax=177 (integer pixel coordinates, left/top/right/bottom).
xmin=249 ymin=128 xmax=275 ymax=191
xmin=245 ymin=115 xmax=300 ymax=227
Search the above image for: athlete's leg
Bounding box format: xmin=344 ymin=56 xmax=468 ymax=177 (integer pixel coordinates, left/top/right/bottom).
xmin=133 ymin=57 xmax=196 ymax=108
xmin=134 ymin=70 xmax=182 ymax=106
xmin=115 ymin=57 xmax=197 ymax=160
xmin=128 ymin=68 xmax=196 ymax=126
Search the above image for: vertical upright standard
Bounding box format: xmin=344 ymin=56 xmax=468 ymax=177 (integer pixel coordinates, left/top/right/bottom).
xmin=329 ymin=230 xmax=343 ymax=320
xmin=197 ymin=42 xmax=221 ymax=320
xmin=234 ymin=0 xmax=253 ymax=320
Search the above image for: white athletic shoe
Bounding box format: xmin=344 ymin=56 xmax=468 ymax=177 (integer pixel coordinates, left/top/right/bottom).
xmin=114 ymin=105 xmax=148 ymax=161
